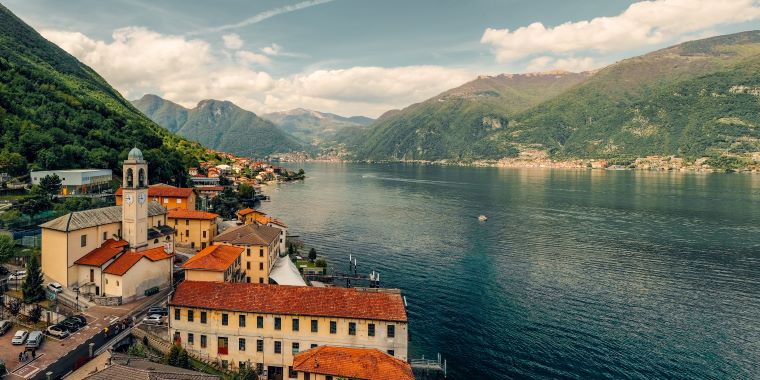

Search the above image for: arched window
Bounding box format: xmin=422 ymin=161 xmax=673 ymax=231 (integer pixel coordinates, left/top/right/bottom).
xmin=126 ymin=168 xmax=134 ymax=188
xmin=138 ymin=168 xmax=146 ymax=188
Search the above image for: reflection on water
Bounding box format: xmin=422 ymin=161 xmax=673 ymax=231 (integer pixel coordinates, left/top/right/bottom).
xmin=261 ymin=164 xmax=760 ymax=380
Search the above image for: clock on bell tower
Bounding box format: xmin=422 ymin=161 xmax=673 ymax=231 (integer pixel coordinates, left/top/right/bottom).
xmin=122 ymin=147 xmax=149 ymax=250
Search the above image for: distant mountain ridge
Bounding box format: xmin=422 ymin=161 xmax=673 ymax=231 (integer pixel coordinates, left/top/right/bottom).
xmin=261 ymin=108 xmax=373 ymax=145
xmin=133 ymin=95 xmax=303 ymax=158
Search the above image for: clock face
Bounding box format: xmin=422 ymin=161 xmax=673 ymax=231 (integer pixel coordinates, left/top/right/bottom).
xmin=138 ymin=192 xmax=147 ymax=205
xmin=124 ymin=194 xmax=134 ymax=205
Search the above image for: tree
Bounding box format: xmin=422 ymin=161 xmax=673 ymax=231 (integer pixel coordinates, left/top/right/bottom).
xmin=39 ymin=174 xmax=62 ymax=199
xmin=288 ymin=243 xmax=294 ymax=256
xmin=235 ymin=363 xmax=258 ymax=380
xmin=0 ymin=234 xmax=14 ymax=265
xmin=16 ymin=187 xmax=52 ymax=216
xmin=308 ymin=248 xmax=317 ymax=262
xmin=22 ymin=255 xmax=45 ymax=303
xmin=7 ymin=298 xmax=21 ymax=319
xmin=165 ymin=344 xmax=180 ymax=366
xmin=177 ymin=348 xmax=190 ymax=369
xmin=315 ymin=258 xmax=327 ymax=268
xmin=28 ymin=304 xmax=42 ymax=323
xmin=127 ymin=342 xmax=147 ymax=358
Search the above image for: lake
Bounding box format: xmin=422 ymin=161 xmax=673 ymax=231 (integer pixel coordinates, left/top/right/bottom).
xmin=259 ymin=163 xmax=760 ymax=380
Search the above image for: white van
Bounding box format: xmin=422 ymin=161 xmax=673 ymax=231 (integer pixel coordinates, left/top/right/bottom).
xmin=26 ymin=330 xmax=44 ymax=349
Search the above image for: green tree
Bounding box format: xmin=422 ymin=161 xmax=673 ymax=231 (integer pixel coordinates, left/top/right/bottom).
xmin=177 ymin=348 xmax=190 ymax=369
xmin=315 ymin=258 xmax=327 ymax=268
xmin=235 ymin=363 xmax=258 ymax=380
xmin=39 ymin=174 xmax=62 ymax=198
xmin=0 ymin=234 xmax=15 ymax=265
xmin=7 ymin=298 xmax=21 ymax=319
xmin=211 ymin=188 xmax=240 ymax=219
xmin=16 ymin=186 xmax=52 ymax=216
xmin=22 ymin=255 xmax=45 ymax=303
xmin=127 ymin=342 xmax=147 ymax=358
xmin=28 ymin=304 xmax=42 ymax=323
xmin=308 ymin=248 xmax=317 ymax=262
xmin=0 ymin=150 xmax=28 ymax=176
xmin=164 ymin=344 xmax=180 ymax=366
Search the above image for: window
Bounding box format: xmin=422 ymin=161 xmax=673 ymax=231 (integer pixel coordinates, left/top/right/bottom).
xmin=329 ymin=321 xmax=337 ymax=334
xmin=239 ymin=362 xmax=246 ymax=370
xmin=368 ymin=323 xmax=375 ymax=337
xmin=247 ymin=262 xmax=251 ymax=270
xmin=257 ymin=316 xmax=263 ymax=328
xmin=348 ymin=322 xmax=356 ymax=335
xmin=387 ymin=324 xmax=395 ymax=338
xmin=292 ymin=342 xmax=299 ymax=354
xmin=203 ymin=231 xmax=207 ymax=238
xmin=311 ymin=320 xmax=318 ymax=332
xmin=246 ymin=276 xmax=251 ymax=283
xmin=163 ymin=198 xmax=169 ymax=204
xmin=200 ymin=311 xmax=207 ymax=324
xmin=259 ymin=277 xmax=264 ymax=283
xmin=288 ymin=367 xmax=298 ymax=379
xmin=103 ymin=231 xmax=107 ymax=241
xmin=188 ymin=310 xmax=194 ymax=322
xmin=221 ymin=360 xmax=228 ymax=369
xmin=246 ymin=248 xmax=250 ymax=256
xmin=310 ymin=344 xmax=318 ymax=349
xmin=185 ymin=230 xmax=189 ymax=237
xmin=239 ymin=338 xmax=246 ymax=351
xmin=218 ymin=337 xmax=228 ymax=355
xmin=256 ymin=339 xmax=264 ymax=352
xmin=188 ymin=333 xmax=194 ymax=345
xmin=274 ymin=341 xmax=281 ymax=354
xmin=185 ymin=220 xmax=189 ymax=225
xmin=239 ymin=315 xmax=246 ymax=327
xmin=274 ymin=317 xmax=281 ymax=330
xmin=259 ymin=249 xmax=264 ymax=257
xmin=292 ymin=318 xmax=299 ymax=331
xmin=177 ymin=198 xmax=182 ymax=204
xmin=259 ymin=262 xmax=264 ymax=270
xmin=256 ymin=363 xmax=263 ymax=373
xmin=174 ymin=308 xmax=180 ymax=320
xmin=388 ymin=349 xmax=395 ymax=356
xmin=222 ymin=313 xmax=228 ymax=326
xmin=154 ymin=239 xmax=159 ymax=244
xmin=200 ymin=335 xmax=207 ymax=348
xmin=81 ymin=234 xmax=87 ymax=247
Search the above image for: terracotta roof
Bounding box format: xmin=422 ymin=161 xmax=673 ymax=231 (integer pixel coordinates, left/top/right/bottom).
xmin=292 ymin=347 xmax=414 ymax=380
xmin=171 ymin=281 xmax=408 ymax=322
xmin=84 ymin=362 xmax=219 ymax=380
xmin=115 ymin=186 xmax=194 ymax=198
xmin=168 ymin=210 xmax=219 ymax=220
xmin=75 ymin=239 xmax=129 ymax=267
xmin=236 ymin=208 xmax=257 ymax=216
xmin=195 ymin=186 xmax=225 ymax=191
xmin=104 ymin=247 xmax=173 ymax=276
xmin=182 ymin=245 xmax=242 ymax=272
xmin=213 ymin=224 xmax=280 ymax=246
xmin=40 ymin=202 xmax=166 ymax=232
xmin=268 ymin=218 xmax=288 ymax=228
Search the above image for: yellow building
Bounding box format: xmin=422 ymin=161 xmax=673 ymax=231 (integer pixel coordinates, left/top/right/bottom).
xmin=40 ymin=147 xmax=175 ymax=303
xmin=213 ymin=224 xmax=281 ymax=284
xmin=168 ymin=209 xmax=220 ymax=251
xmin=236 ymin=208 xmax=268 ymax=225
xmin=182 ymin=244 xmax=244 ymax=282
xmin=168 ymin=281 xmax=409 ymax=378
xmin=116 ymin=184 xmax=197 ymax=210
xmin=292 ymin=346 xmax=414 ymax=380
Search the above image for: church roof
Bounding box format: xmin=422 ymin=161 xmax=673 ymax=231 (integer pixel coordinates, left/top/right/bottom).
xmin=103 ymin=246 xmax=173 ymax=276
xmin=128 ymin=147 xmax=144 ymax=161
xmin=75 ymin=239 xmax=129 ymax=267
xmin=40 ymin=202 xmax=167 ymax=232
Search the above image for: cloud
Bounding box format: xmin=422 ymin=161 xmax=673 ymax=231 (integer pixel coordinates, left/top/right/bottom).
xmin=261 ymin=43 xmax=282 ymax=56
xmin=190 ymin=0 xmax=336 ymax=35
xmin=41 ymin=27 xmax=473 ymax=117
xmin=525 ymin=56 xmax=601 ymax=73
xmin=222 ymin=33 xmax=244 ymax=49
xmin=481 ymin=0 xmax=760 ymax=65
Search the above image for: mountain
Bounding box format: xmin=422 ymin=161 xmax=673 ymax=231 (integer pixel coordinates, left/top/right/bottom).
xmin=0 ymin=4 xmax=206 ymax=184
xmin=261 ymin=108 xmax=373 ymax=145
xmin=352 ymin=71 xmax=592 ymax=160
xmin=133 ymin=95 xmax=303 ymax=158
xmin=353 ymin=31 xmax=760 ymax=165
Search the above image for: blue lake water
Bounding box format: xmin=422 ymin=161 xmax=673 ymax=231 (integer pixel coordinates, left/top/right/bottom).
xmin=260 ymin=163 xmax=760 ymax=379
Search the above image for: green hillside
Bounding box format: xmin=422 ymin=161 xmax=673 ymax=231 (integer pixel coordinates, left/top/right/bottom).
xmin=134 ymin=95 xmax=303 ymax=158
xmin=352 ymin=71 xmax=591 ymax=160
xmin=261 ymin=108 xmax=373 ymax=145
xmin=0 ymin=4 xmax=206 ymax=184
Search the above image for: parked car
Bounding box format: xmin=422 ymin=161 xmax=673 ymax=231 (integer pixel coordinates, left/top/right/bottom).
xmin=0 ymin=266 xmax=9 ymax=275
xmin=46 ymin=325 xmax=69 ymax=339
xmin=70 ymin=315 xmax=87 ymax=327
xmin=59 ymin=319 xmax=80 ymax=332
xmin=0 ymin=320 xmax=11 ymax=335
xmin=26 ymin=331 xmax=44 ymax=349
xmin=147 ymin=306 xmax=168 ymax=317
xmin=9 ymin=270 xmax=26 ymax=281
xmin=11 ymin=330 xmax=28 ymax=345
xmin=142 ymin=314 xmax=163 ymax=325
xmin=47 ymin=282 xmax=64 ymax=294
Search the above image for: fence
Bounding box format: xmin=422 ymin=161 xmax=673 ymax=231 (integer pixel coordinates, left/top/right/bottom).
xmin=0 ymin=293 xmax=66 ymax=325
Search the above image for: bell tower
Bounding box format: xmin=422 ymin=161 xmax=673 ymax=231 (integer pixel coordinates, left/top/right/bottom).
xmin=122 ymin=147 xmax=149 ymax=250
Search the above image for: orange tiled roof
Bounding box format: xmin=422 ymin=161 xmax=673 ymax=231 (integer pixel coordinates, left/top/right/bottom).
xmin=104 ymin=246 xmax=173 ymax=276
xmin=268 ymin=218 xmax=287 ymax=228
xmin=115 ymin=186 xmax=194 ymax=198
xmin=182 ymin=245 xmax=243 ymax=272
xmin=236 ymin=208 xmax=257 ymax=216
xmin=168 ymin=210 xmax=219 ymax=220
xmin=292 ymin=347 xmax=414 ymax=380
xmin=75 ymin=239 xmax=129 ymax=267
xmin=195 ymin=186 xmax=225 ymax=191
xmin=170 ymin=281 xmax=408 ymax=322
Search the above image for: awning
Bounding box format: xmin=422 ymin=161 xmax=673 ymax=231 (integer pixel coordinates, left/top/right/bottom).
xmin=269 ymin=256 xmax=307 ymax=286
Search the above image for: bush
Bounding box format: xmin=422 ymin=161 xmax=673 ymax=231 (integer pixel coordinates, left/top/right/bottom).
xmin=315 ymin=259 xmax=327 ymax=268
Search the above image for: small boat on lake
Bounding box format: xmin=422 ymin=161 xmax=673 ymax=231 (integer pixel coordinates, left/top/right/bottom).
xmin=478 ymin=215 xmax=488 ymax=221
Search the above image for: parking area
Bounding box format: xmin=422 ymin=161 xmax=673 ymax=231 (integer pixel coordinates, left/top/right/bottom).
xmin=0 ymin=291 xmax=168 ymax=379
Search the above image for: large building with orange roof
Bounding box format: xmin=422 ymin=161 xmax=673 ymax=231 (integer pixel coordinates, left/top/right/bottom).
xmin=168 ymin=209 xmax=220 ymax=251
xmin=292 ymin=346 xmax=414 ymax=380
xmin=40 ymin=148 xmax=175 ymax=303
xmin=168 ymin=281 xmax=409 ymax=377
xmin=116 ymin=184 xmax=197 ymax=210
xmin=182 ymin=244 xmax=244 ymax=282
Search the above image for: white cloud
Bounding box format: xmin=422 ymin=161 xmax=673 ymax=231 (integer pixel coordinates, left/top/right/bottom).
xmin=222 ymin=33 xmax=244 ymax=49
xmin=190 ymin=0 xmax=336 ymax=35
xmin=525 ymin=56 xmax=601 ymax=73
xmin=481 ymin=0 xmax=760 ymax=64
xmin=261 ymin=43 xmax=282 ymax=56
xmin=41 ymin=27 xmax=473 ymax=117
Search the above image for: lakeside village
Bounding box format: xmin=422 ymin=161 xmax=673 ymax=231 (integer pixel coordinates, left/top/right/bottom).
xmin=0 ymin=148 xmax=444 ymax=380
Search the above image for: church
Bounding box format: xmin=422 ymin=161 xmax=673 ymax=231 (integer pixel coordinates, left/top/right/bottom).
xmin=40 ymin=148 xmax=175 ymax=304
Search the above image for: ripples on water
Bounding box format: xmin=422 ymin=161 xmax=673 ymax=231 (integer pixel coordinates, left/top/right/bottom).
xmin=261 ymin=164 xmax=760 ymax=380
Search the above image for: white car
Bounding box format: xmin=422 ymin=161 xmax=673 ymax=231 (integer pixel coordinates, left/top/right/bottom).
xmin=9 ymin=270 xmax=26 ymax=281
xmin=46 ymin=325 xmax=70 ymax=338
xmin=11 ymin=330 xmax=28 ymax=345
xmin=143 ymin=314 xmax=163 ymax=325
xmin=47 ymin=282 xmax=63 ymax=293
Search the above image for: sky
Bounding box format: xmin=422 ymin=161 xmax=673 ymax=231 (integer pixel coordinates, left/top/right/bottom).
xmin=4 ymin=0 xmax=760 ymax=117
